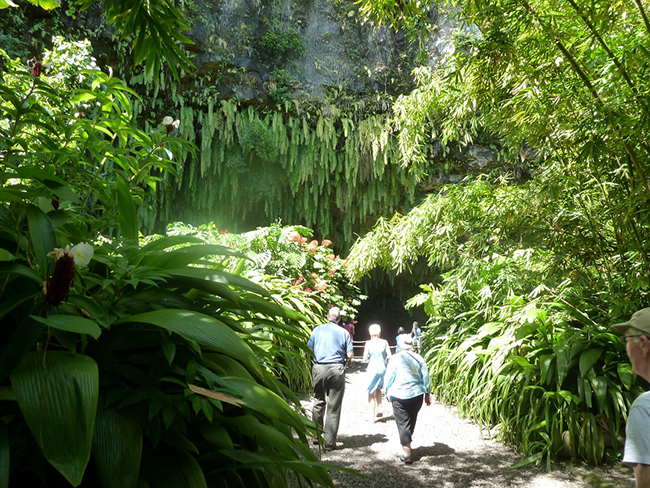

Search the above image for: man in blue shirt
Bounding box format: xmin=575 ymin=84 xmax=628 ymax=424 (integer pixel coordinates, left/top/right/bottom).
xmin=308 ymin=306 xmax=353 ymax=450
xmin=612 ymin=308 xmax=650 ymax=487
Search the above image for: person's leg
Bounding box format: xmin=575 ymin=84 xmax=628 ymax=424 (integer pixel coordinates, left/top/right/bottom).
xmin=312 ymin=365 xmax=327 ymax=433
xmin=376 ymin=389 xmax=383 ymax=416
xmin=392 ymin=398 xmax=414 ymax=463
xmin=405 ymin=395 xmax=424 ymax=436
xmin=392 ymin=398 xmax=413 ymax=445
xmin=324 ymin=364 xmax=346 ymax=445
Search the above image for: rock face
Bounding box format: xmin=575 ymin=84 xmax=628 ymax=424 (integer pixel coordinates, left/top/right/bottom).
xmin=186 ymin=0 xmax=431 ymax=102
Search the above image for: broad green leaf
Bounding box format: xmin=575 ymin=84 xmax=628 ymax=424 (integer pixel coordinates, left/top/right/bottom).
xmin=579 ymin=348 xmax=603 ymax=377
xmin=169 ymin=268 xmax=270 ymax=297
xmin=116 ymin=177 xmax=138 ymax=242
xmin=617 ymin=362 xmax=635 ymax=390
xmin=25 ymin=0 xmax=59 ymax=8
xmin=0 ymin=249 xmax=14 ymax=261
xmin=26 ymin=204 xmax=57 ymax=275
xmin=146 ymin=446 xmax=207 ymax=488
xmin=0 ymin=317 xmax=44 ymax=382
xmin=589 ymin=376 xmax=608 ymax=411
xmin=199 ymin=422 xmax=234 ymax=450
xmin=216 ymin=377 xmax=303 ymax=430
xmin=31 ymin=314 xmax=102 ymax=339
xmin=123 ymin=310 xmax=262 ymax=376
xmin=0 ymin=263 xmax=42 ymax=283
xmin=140 ymin=235 xmax=204 ymax=253
xmin=142 ymin=244 xmax=246 ymax=268
xmin=0 ymin=0 xmax=19 ymax=8
xmin=0 ymin=422 xmax=8 ymax=488
xmin=67 ymin=295 xmax=112 ymax=328
xmin=93 ymin=405 xmax=142 ymax=488
xmin=11 ymin=352 xmax=99 ymax=486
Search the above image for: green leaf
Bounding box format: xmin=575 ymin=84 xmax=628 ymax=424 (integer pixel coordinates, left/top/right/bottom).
xmin=146 ymin=446 xmax=207 ymax=488
xmin=0 ymin=249 xmax=14 ymax=261
xmin=0 ymin=317 xmax=44 ymax=382
xmin=26 ymin=203 xmax=57 ymax=275
xmin=25 ymin=0 xmax=59 ymax=9
xmin=123 ymin=310 xmax=262 ymax=376
xmin=0 ymin=263 xmax=42 ymax=284
xmin=11 ymin=352 xmax=99 ymax=486
xmin=617 ymin=362 xmax=635 ymax=390
xmin=116 ymin=176 xmax=138 ymax=242
xmin=31 ymin=314 xmax=102 ymax=339
xmin=579 ymin=348 xmax=603 ymax=377
xmin=0 ymin=422 xmax=8 ymax=488
xmin=169 ymin=268 xmax=270 ymax=297
xmin=199 ymin=422 xmax=234 ymax=450
xmin=0 ymin=0 xmax=19 ymax=8
xmin=93 ymin=405 xmax=142 ymax=488
xmin=216 ymin=377 xmax=303 ymax=430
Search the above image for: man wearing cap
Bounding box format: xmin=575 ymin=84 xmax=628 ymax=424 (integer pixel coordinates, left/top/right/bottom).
xmin=308 ymin=306 xmax=353 ymax=450
xmin=613 ymin=308 xmax=650 ymax=487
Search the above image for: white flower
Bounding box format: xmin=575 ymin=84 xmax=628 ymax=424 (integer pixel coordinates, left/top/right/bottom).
xmin=555 ymin=56 xmax=563 ymax=67
xmin=70 ymin=242 xmax=94 ymax=267
xmin=162 ymin=116 xmax=174 ymax=126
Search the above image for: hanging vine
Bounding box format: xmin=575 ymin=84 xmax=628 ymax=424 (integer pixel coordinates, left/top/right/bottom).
xmin=151 ymin=99 xmax=425 ymax=250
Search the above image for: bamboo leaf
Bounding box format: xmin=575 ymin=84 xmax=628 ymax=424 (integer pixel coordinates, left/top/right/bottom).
xmin=10 ymin=352 xmax=99 ymax=486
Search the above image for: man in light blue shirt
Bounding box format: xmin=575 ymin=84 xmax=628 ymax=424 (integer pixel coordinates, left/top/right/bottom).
xmin=308 ymin=307 xmax=353 ymax=450
xmin=612 ymin=308 xmax=650 ymax=487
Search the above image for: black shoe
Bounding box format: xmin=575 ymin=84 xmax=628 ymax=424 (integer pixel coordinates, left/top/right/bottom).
xmin=324 ymin=443 xmax=337 ymax=451
xmin=311 ymin=437 xmax=319 ymax=445
xmin=399 ymin=455 xmax=413 ymax=465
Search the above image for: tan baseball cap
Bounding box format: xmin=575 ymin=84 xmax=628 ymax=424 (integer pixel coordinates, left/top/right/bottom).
xmin=612 ymin=308 xmax=650 ymax=335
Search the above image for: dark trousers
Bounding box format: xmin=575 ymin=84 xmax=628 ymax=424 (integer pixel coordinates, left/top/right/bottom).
xmin=312 ymin=363 xmax=346 ymax=445
xmin=392 ymin=395 xmax=424 ymax=445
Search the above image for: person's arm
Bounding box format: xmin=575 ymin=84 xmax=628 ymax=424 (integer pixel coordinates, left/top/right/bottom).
xmin=385 ymin=339 xmax=392 ymax=359
xmin=362 ymin=341 xmax=369 ymax=362
xmin=419 ymin=356 xmax=431 ymax=404
xmin=384 ymin=358 xmax=396 ymax=397
xmin=345 ymin=333 xmax=353 ymax=365
xmin=636 ymin=464 xmax=650 ymax=487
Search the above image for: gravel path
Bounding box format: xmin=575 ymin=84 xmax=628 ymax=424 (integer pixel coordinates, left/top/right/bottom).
xmin=303 ymin=360 xmax=636 ymax=487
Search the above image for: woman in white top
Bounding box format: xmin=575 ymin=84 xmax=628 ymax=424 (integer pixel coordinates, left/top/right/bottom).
xmin=363 ymin=323 xmax=392 ymax=422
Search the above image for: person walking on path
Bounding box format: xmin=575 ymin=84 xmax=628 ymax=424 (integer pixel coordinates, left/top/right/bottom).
xmin=411 ymin=321 xmax=422 ymax=354
xmin=612 ymin=308 xmax=650 ymax=488
xmin=363 ymin=323 xmax=392 ymax=423
xmin=384 ymin=335 xmax=431 ymax=465
xmin=395 ymin=327 xmax=407 ymax=352
xmin=308 ymin=306 xmax=353 ymax=450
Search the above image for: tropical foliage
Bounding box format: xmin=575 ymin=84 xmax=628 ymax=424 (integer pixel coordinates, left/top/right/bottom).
xmin=165 ymin=221 xmax=366 ymax=391
xmin=0 ymin=39 xmax=342 ymax=487
xmin=347 ymin=176 xmax=644 ymax=466
xmin=344 ymin=0 xmax=650 ymax=467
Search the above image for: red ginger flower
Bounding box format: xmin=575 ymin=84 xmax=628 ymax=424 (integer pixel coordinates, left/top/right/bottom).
xmin=45 ymin=249 xmax=75 ymax=306
xmin=44 ymin=243 xmax=94 ymax=306
xmin=321 ymin=239 xmax=332 ymax=247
